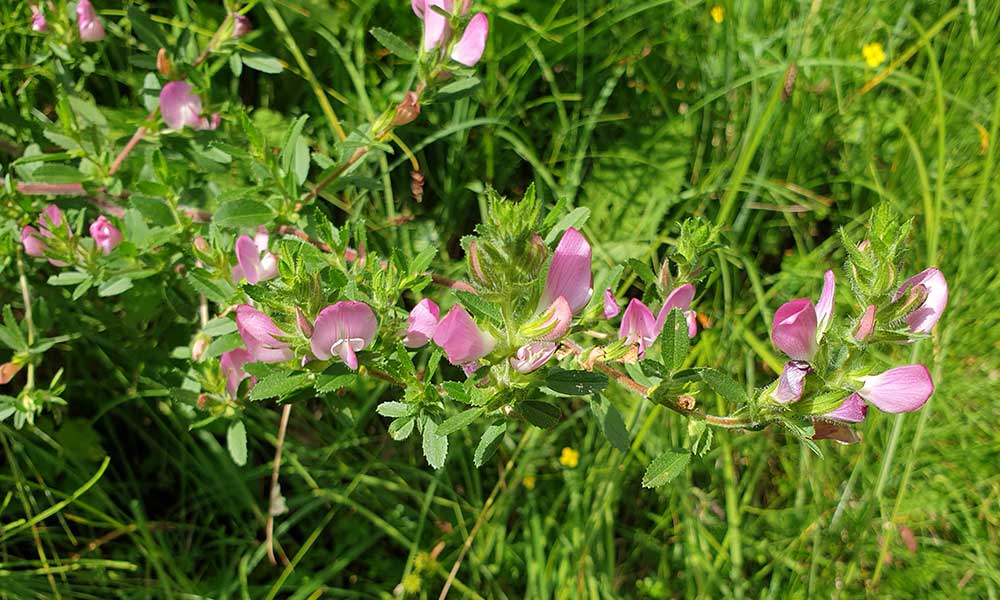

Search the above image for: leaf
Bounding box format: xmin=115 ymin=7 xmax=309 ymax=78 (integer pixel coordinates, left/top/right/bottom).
xmin=454 ymin=290 xmax=504 ymax=328
xmin=436 ymin=407 xmax=485 ymax=436
xmin=591 ymin=396 xmax=630 ymax=453
xmin=47 ymin=272 xmax=89 ymax=286
xmin=131 ymin=195 xmax=175 ymax=226
xmin=249 ymin=372 xmax=311 ymax=401
xmin=127 ymin=6 xmax=168 ymax=49
xmin=422 ymin=418 xmax=448 ymax=469
xmin=626 ymin=258 xmax=657 ymax=286
xmin=30 ymin=165 xmax=85 ymax=184
xmin=68 ymin=97 xmax=108 ymax=128
xmin=98 ymin=277 xmax=134 ymax=297
xmin=544 ymin=207 xmax=591 ymax=244
xmin=226 ymin=421 xmax=248 ymax=466
xmin=701 ymin=368 xmax=748 ymax=405
xmin=474 ymin=422 xmax=507 ymax=467
xmin=436 ymin=77 xmax=481 ymax=101
xmin=658 ymin=308 xmax=689 ymax=372
xmin=544 ymin=369 xmax=609 ymax=396
xmin=315 ymin=372 xmax=356 ymax=394
xmin=389 ymin=416 xmax=415 ymax=441
xmin=242 ymin=54 xmax=284 ymax=73
xmin=186 ymin=270 xmax=235 ymax=305
xmin=370 ymin=27 xmax=416 ymax=61
xmin=642 ymin=449 xmax=691 ymax=488
xmin=376 ymin=402 xmax=409 ymax=418
xmin=519 ymin=401 xmax=561 ymax=429
xmin=442 ymin=381 xmax=471 ymax=404
xmin=281 ymin=114 xmax=311 ymax=186
xmin=213 ymin=199 xmax=275 ymax=228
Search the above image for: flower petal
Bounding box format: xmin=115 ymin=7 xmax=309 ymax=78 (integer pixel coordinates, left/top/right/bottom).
xmin=655 ymin=283 xmax=696 ymax=333
xmin=539 ymin=227 xmax=593 ymax=315
xmin=893 ymin=268 xmax=948 ymax=334
xmin=538 ymin=296 xmax=573 ymax=341
xmin=234 ymin=235 xmax=263 ymax=284
xmin=159 ymin=81 xmax=204 ymax=130
xmin=432 ymin=305 xmax=496 ymax=365
xmin=21 ymin=226 xmax=46 ymax=257
xmin=403 ymin=298 xmax=441 ymax=348
xmin=220 ymin=348 xmax=254 ymax=397
xmin=88 ymin=216 xmax=122 ymax=255
xmin=857 ymin=365 xmax=934 ymax=413
xmin=619 ymin=298 xmax=657 ymax=358
xmin=310 ymin=301 xmax=378 ymax=366
xmin=816 ymin=270 xmax=835 ymax=338
xmin=602 ymin=288 xmax=620 ymax=319
xmin=510 ymin=341 xmax=558 ymax=374
xmin=771 ymin=298 xmax=818 ymax=361
xmin=823 ymin=393 xmax=868 ymax=423
xmin=422 ymin=0 xmax=452 ymax=51
xmin=76 ymin=0 xmax=105 ymax=41
xmin=855 ymin=304 xmax=876 ymax=342
xmin=451 ymin=13 xmax=489 ymax=66
xmin=773 ymin=360 xmax=813 ymax=404
xmin=235 ymin=305 xmax=294 ymax=363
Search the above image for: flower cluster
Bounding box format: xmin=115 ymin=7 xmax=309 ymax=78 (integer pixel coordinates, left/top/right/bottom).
xmin=21 ymin=205 xmax=122 ymax=265
xmin=29 ymin=1 xmax=105 ymax=41
xmin=412 ymin=0 xmax=489 ymax=67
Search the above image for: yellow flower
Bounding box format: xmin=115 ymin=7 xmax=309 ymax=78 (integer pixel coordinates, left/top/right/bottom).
xmin=862 ymin=42 xmax=886 ymax=68
xmin=523 ymin=474 xmax=536 ymax=490
xmin=710 ymin=6 xmax=724 ymax=24
xmin=402 ymin=573 xmax=422 ymax=594
xmin=559 ymin=447 xmax=579 ymax=468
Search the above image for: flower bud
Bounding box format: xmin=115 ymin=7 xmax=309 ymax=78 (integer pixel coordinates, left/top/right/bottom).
xmin=156 ymin=48 xmax=172 ymax=76
xmin=193 ymin=235 xmax=211 ymax=255
xmin=30 ymin=5 xmax=47 ymax=32
xmin=854 ymin=304 xmax=876 ymax=342
xmin=391 ymin=92 xmax=421 ymax=127
xmin=232 ymin=14 xmax=252 ymax=38
xmin=295 ymin=307 xmax=314 ymax=337
xmin=0 ymin=361 xmax=23 ymax=384
xmin=467 ymin=241 xmax=487 ymax=284
xmin=191 ymin=335 xmax=210 ymax=361
xmin=89 ymin=215 xmax=122 ymax=255
xmin=76 ymin=0 xmax=105 ymax=42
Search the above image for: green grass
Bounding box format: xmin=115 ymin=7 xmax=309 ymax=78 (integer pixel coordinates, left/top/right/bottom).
xmin=1 ymin=0 xmax=999 ymax=598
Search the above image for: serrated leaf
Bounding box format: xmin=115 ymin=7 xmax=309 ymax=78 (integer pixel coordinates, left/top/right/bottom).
xmin=249 ymin=372 xmax=311 ymax=401
xmin=519 ymin=401 xmax=561 ymax=429
xmin=544 ymin=369 xmax=609 ymax=396
xmin=186 ymin=270 xmax=235 ymax=305
xmin=30 ymin=165 xmax=85 ymax=184
xmin=701 ymin=368 xmax=748 ymax=405
xmin=659 ymin=308 xmax=689 ymax=372
xmin=626 ymin=258 xmax=656 ymax=285
xmin=226 ymin=420 xmax=248 ymax=466
xmin=422 ymin=418 xmax=448 ymax=469
xmin=474 ymin=422 xmax=506 ymax=467
xmin=454 ymin=290 xmax=504 ymax=327
xmin=642 ymin=449 xmax=691 ymax=488
xmin=370 ymin=27 xmax=416 ymax=61
xmin=213 ymin=199 xmax=275 ymax=228
xmin=376 ymin=401 xmax=409 ymax=418
xmin=315 ymin=372 xmax=356 ymax=394
xmin=436 ymin=407 xmax=485 ymax=436
xmin=389 ymin=416 xmax=415 ymax=440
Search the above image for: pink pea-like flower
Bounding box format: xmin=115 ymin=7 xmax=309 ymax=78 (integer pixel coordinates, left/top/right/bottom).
xmin=159 ymin=81 xmax=220 ymax=131
xmin=403 ymin=298 xmax=440 ymax=348
xmin=655 ymin=283 xmax=698 ymax=338
xmin=30 ymin=5 xmax=47 ymax=32
xmin=89 ymin=215 xmax=122 ymax=255
xmin=76 ymin=0 xmax=105 ymax=42
xmin=22 ymin=204 xmax=70 ymax=266
xmin=539 ymin=227 xmax=593 ymax=315
xmin=619 ymin=299 xmax=658 ymax=359
xmin=602 ymin=288 xmax=620 ymax=319
xmin=510 ymin=341 xmax=558 ymax=374
xmin=824 ymin=364 xmax=934 ymax=423
xmin=432 ymin=305 xmax=496 ymax=366
xmin=772 ymin=360 xmax=813 ymax=404
xmin=771 ymin=270 xmax=835 ymax=361
xmin=231 ymin=230 xmax=278 ymax=284
xmin=220 ymin=348 xmax=255 ymax=397
xmin=451 ymin=13 xmax=489 ymax=66
xmin=310 ymin=301 xmax=378 ymax=370
xmin=235 ymin=305 xmax=294 ymax=364
xmin=892 ymin=268 xmax=948 ymax=335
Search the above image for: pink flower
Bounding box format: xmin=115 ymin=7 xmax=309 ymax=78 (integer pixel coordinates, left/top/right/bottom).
xmin=854 ymin=304 xmax=876 ymax=342
xmin=21 ymin=226 xmax=47 ymax=258
xmin=539 ymin=227 xmax=593 ymax=315
xmin=771 ymin=270 xmax=835 ymax=361
xmin=235 ymin=305 xmax=294 ymax=363
xmin=159 ymin=81 xmax=219 ymax=131
xmin=772 ymin=360 xmax=812 ymax=404
xmin=403 ymin=298 xmax=440 ymax=348
xmin=22 ymin=205 xmax=70 ymax=266
xmin=655 ymin=283 xmax=698 ymax=338
xmin=451 ymin=13 xmax=488 ymax=66
xmin=510 ymin=341 xmax=558 ymax=374
xmin=619 ymin=299 xmax=658 ymax=359
xmin=310 ymin=301 xmax=378 ymax=370
xmin=417 ymin=0 xmax=452 ymax=51
xmin=76 ymin=0 xmax=105 ymax=42
xmin=232 ymin=14 xmax=252 ymax=38
xmin=30 ymin=5 xmax=47 ymax=32
xmin=432 ymin=305 xmax=496 ymax=365
xmin=823 ymin=393 xmax=868 ymax=423
xmin=893 ymin=268 xmax=948 ymax=334
xmin=855 ymin=365 xmax=934 ymax=413
xmin=220 ymin=348 xmax=255 ymax=397
xmin=535 ymin=296 xmax=573 ymax=341
xmin=88 ymin=215 xmax=122 ymax=254
xmin=231 ymin=230 xmax=278 ymax=284
xmin=602 ymin=288 xmax=620 ymax=319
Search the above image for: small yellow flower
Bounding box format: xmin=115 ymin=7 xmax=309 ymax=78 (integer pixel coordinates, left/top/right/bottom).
xmin=862 ymin=42 xmax=886 ymax=68
xmin=402 ymin=573 xmax=422 ymax=594
xmin=710 ymin=6 xmax=724 ymax=24
xmin=559 ymin=447 xmax=579 ymax=468
xmin=523 ymin=475 xmax=536 ymax=490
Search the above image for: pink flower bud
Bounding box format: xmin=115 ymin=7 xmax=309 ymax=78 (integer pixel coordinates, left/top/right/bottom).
xmin=159 ymin=81 xmax=218 ymax=131
xmin=403 ymin=298 xmax=440 ymax=348
xmin=451 ymin=13 xmax=489 ymax=66
xmin=76 ymin=0 xmax=105 ymax=42
xmin=88 ymin=215 xmax=122 ymax=254
xmin=30 ymin=5 xmax=47 ymax=32
xmin=892 ymin=268 xmax=948 ymax=334
xmin=191 ymin=336 xmax=210 ymax=362
xmin=539 ymin=227 xmax=593 ymax=315
xmin=232 ymin=14 xmax=252 ymax=38
xmin=854 ymin=304 xmax=876 ymax=342
xmin=193 ymin=235 xmax=210 ymax=255
xmin=602 ymin=288 xmax=620 ymax=319
xmin=235 ymin=305 xmax=294 ymax=363
xmin=295 ymin=307 xmax=314 ymax=337
xmin=156 ymin=48 xmax=171 ymax=76
xmin=432 ymin=305 xmax=496 ymax=365
xmin=310 ymin=301 xmax=379 ymax=370
xmin=467 ymin=241 xmax=486 ymax=283
xmin=392 ymin=92 xmax=421 ymax=126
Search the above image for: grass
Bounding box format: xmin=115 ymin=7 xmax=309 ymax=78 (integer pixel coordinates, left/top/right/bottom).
xmin=1 ymin=0 xmax=999 ymax=598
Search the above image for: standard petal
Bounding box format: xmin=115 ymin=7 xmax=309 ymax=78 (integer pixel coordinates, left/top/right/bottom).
xmin=159 ymin=81 xmax=204 ymax=129
xmin=88 ymin=216 xmax=122 ymax=255
xmin=771 ymin=298 xmax=818 ymax=361
xmin=539 ymin=227 xmax=593 ymax=314
xmin=816 ymin=270 xmax=835 ymax=337
xmin=773 ymin=360 xmax=812 ymax=404
xmin=235 ymin=305 xmax=293 ymax=363
xmin=857 ymin=365 xmax=934 ymax=413
xmin=422 ymin=0 xmax=452 ymax=51
xmin=619 ymin=299 xmax=658 ymax=358
xmin=854 ymin=304 xmax=876 ymax=342
xmin=234 ymin=235 xmax=263 ymax=284
xmin=451 ymin=13 xmax=489 ymax=66
xmin=21 ymin=226 xmax=46 ymax=257
xmin=76 ymin=0 xmax=105 ymax=41
xmin=311 ymin=301 xmax=378 ymax=366
xmin=823 ymin=393 xmax=868 ymax=423
xmin=403 ymin=298 xmax=441 ymax=348
xmin=510 ymin=341 xmax=558 ymax=374
xmin=602 ymin=288 xmax=620 ymax=319
xmin=655 ymin=283 xmax=696 ymax=332
xmin=893 ymin=268 xmax=948 ymax=334
xmin=220 ymin=348 xmax=254 ymax=397
xmin=432 ymin=305 xmax=496 ymax=365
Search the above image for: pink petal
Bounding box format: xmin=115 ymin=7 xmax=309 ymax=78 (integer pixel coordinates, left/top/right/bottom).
xmin=771 ymin=298 xmax=818 ymax=361
xmin=816 ymin=270 xmax=835 ymax=338
xmin=855 ymin=304 xmax=876 ymax=342
xmin=451 ymin=13 xmax=488 ymax=66
xmin=510 ymin=341 xmax=558 ymax=374
xmin=31 ymin=5 xmax=47 ymax=32
xmin=220 ymin=348 xmax=254 ymax=397
xmin=432 ymin=305 xmax=496 ymax=365
xmin=234 ymin=235 xmax=263 ymax=284
xmin=76 ymin=0 xmax=105 ymax=41
xmin=232 ymin=14 xmax=252 ymax=38
xmin=310 ymin=301 xmax=378 ymax=368
xmin=619 ymin=299 xmax=657 ymax=359
xmin=235 ymin=305 xmax=294 ymax=363
xmin=411 ymin=0 xmax=426 ymax=17
xmin=539 ymin=227 xmax=593 ymax=315
xmin=159 ymin=81 xmax=205 ymax=130
xmin=602 ymin=288 xmax=620 ymax=319
xmin=684 ymin=310 xmax=699 ymax=338
xmin=857 ymin=365 xmax=934 ymax=413
xmin=823 ymin=393 xmax=868 ymax=423
xmin=88 ymin=216 xmax=122 ymax=255
xmin=538 ymin=296 xmax=573 ymax=341
xmin=773 ymin=360 xmax=812 ymax=404
xmin=655 ymin=283 xmax=696 ymax=333
xmin=21 ymin=226 xmax=46 ymax=257
xmin=403 ymin=298 xmax=440 ymax=348
xmin=422 ymin=0 xmax=453 ymax=51
xmin=40 ymin=204 xmax=67 ymax=235
xmin=893 ymin=268 xmax=948 ymax=334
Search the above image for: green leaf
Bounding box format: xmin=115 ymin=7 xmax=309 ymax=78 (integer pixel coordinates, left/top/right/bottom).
xmin=67 ymin=97 xmax=108 ymax=128
xmin=376 ymin=402 xmax=409 ymax=418
xmin=436 ymin=407 xmax=485 ymax=436
xmin=422 ymin=418 xmax=448 ymax=469
xmin=242 ymin=54 xmax=284 ymax=73
xmin=226 ymin=420 xmax=248 ymax=466
xmin=591 ymin=396 xmax=630 ymax=453
xmin=30 ymin=165 xmax=85 ymax=184
xmin=625 ymin=258 xmax=656 ymax=286
xmin=454 ymin=290 xmax=504 ymax=328
xmin=249 ymin=372 xmax=311 ymax=401
xmin=127 ymin=6 xmax=168 ymax=49
xmin=544 ymin=369 xmax=609 ymax=397
xmin=281 ymin=115 xmax=311 ymax=186
xmin=186 ymin=270 xmax=235 ymax=305
xmin=370 ymin=27 xmax=416 ymax=61
xmin=642 ymin=449 xmax=691 ymax=488
xmin=47 ymin=272 xmax=89 ymax=286
xmin=213 ymin=199 xmax=275 ymax=228
xmin=701 ymin=368 xmax=748 ymax=405
xmin=315 ymin=372 xmax=356 ymax=394
xmin=98 ymin=277 xmax=133 ymax=297
xmin=436 ymin=77 xmax=481 ymax=101
xmin=519 ymin=401 xmax=561 ymax=429
xmin=202 ymin=333 xmax=242 ymax=361
xmin=544 ymin=207 xmax=591 ymax=244
xmin=474 ymin=422 xmax=507 ymax=467
xmin=131 ymin=195 xmax=175 ymax=226
xmin=442 ymin=381 xmax=471 ymax=404
xmin=659 ymin=308 xmax=689 ymax=372
xmin=389 ymin=416 xmax=415 ymax=441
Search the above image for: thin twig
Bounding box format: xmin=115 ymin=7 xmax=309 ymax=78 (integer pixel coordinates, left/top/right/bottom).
xmin=265 ymin=402 xmax=293 ymax=566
